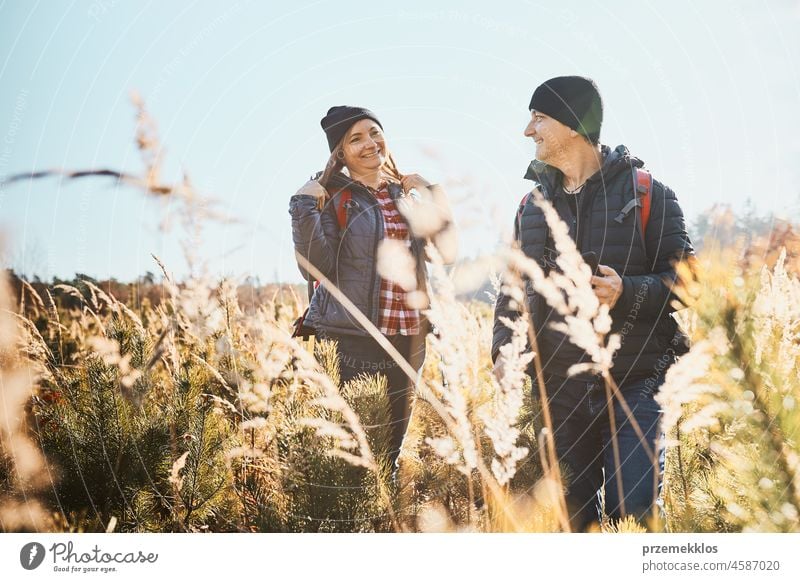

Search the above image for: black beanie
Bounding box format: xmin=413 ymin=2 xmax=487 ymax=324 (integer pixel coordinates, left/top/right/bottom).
xmin=528 ymin=76 xmax=603 ymax=144
xmin=320 ymin=106 xmax=383 ymax=152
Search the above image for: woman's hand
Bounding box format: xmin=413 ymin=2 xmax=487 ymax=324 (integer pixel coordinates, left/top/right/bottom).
xmin=396 ymin=177 xmax=458 ymax=265
xmin=400 ymin=174 xmax=432 ymax=194
xmin=296 ymin=179 xmax=327 ymax=201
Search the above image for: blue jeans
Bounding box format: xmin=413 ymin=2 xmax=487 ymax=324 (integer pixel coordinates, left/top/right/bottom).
xmin=537 ymin=372 xmax=665 ymax=531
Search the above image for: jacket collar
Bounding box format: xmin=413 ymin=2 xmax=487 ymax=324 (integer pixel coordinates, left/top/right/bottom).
xmin=522 ymin=144 xmax=644 ymax=196
xmin=325 ymin=172 xmax=403 ymax=200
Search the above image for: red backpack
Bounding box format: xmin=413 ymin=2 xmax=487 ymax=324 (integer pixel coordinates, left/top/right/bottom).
xmin=517 ymin=167 xmax=652 ymax=245
xmin=291 ymin=189 xmax=352 ymax=339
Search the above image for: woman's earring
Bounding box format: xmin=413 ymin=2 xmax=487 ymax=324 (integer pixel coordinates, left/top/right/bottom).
xmin=336 ymin=149 xmax=345 ymax=160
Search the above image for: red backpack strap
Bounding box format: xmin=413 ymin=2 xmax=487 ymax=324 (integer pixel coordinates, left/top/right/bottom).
xmin=636 ymin=168 xmax=652 ymax=239
xmin=307 ymin=190 xmax=351 ymax=300
xmin=335 ymin=188 xmax=352 ymax=230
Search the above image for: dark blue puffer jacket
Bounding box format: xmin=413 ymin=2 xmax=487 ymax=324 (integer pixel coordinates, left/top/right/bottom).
xmin=289 ymin=172 xmax=429 ymax=337
xmin=492 ymin=145 xmax=694 ymax=384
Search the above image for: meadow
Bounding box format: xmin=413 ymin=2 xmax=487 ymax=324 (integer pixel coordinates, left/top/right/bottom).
xmin=1 ymin=97 xmax=798 ymax=533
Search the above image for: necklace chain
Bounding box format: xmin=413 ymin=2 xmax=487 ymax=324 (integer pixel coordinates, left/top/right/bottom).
xmin=563 ymin=180 xmax=586 ymax=195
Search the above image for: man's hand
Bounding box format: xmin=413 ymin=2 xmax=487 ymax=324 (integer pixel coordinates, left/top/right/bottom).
xmin=492 ymin=358 xmax=505 ymax=382
xmin=591 ymin=264 xmax=623 ymax=309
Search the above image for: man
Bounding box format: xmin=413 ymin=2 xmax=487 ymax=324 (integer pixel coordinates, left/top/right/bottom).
xmin=492 ymin=76 xmax=694 ymax=531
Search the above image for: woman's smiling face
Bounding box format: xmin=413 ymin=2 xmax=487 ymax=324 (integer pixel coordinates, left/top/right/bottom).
xmin=341 ymin=119 xmax=386 ymax=176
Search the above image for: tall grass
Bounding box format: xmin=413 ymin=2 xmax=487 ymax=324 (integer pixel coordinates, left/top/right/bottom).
xmin=657 ymin=244 xmax=800 ymax=532
xmin=1 ymin=95 xmax=798 ymax=532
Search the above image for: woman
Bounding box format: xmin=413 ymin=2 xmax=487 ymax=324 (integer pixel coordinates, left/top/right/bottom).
xmin=289 ymin=105 xmax=456 ymax=472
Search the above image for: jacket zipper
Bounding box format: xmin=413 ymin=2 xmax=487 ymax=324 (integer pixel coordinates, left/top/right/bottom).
xmin=366 ymin=191 xmax=382 ymax=325
xmin=576 ymin=184 xmax=599 ymax=253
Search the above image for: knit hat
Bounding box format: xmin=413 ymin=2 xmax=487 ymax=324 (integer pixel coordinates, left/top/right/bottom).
xmin=320 ymin=106 xmax=383 ymax=152
xmin=528 ymin=76 xmax=603 ymax=144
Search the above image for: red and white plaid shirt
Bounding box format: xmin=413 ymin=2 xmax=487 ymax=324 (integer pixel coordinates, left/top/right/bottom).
xmin=372 ymin=183 xmax=421 ymax=336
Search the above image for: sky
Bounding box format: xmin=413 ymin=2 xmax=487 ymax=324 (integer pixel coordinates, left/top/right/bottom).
xmin=1 ymin=0 xmax=799 ymax=283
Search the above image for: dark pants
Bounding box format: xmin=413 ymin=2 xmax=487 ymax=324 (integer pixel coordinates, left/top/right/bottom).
xmin=326 ymin=332 xmax=425 ymax=469
xmin=537 ymin=372 xmax=665 ymax=531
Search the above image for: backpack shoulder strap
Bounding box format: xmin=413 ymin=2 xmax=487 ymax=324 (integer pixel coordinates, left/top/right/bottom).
xmin=335 ymin=188 xmax=352 ymax=230
xmin=635 ymin=168 xmax=653 ymax=239
xmin=307 ymin=189 xmax=351 ymax=302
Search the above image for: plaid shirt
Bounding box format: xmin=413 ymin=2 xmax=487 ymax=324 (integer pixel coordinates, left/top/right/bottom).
xmin=372 ymin=184 xmax=421 ymax=336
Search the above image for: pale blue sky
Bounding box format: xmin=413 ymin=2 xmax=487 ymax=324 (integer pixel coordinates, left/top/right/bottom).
xmin=1 ymin=0 xmax=799 ymax=282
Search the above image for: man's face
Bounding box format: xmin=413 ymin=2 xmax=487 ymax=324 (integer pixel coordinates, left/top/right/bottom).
xmin=524 ymin=110 xmax=571 ymax=163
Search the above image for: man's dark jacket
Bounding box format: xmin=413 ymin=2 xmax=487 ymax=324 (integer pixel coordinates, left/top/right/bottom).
xmin=491 ymin=144 xmax=694 ymax=384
